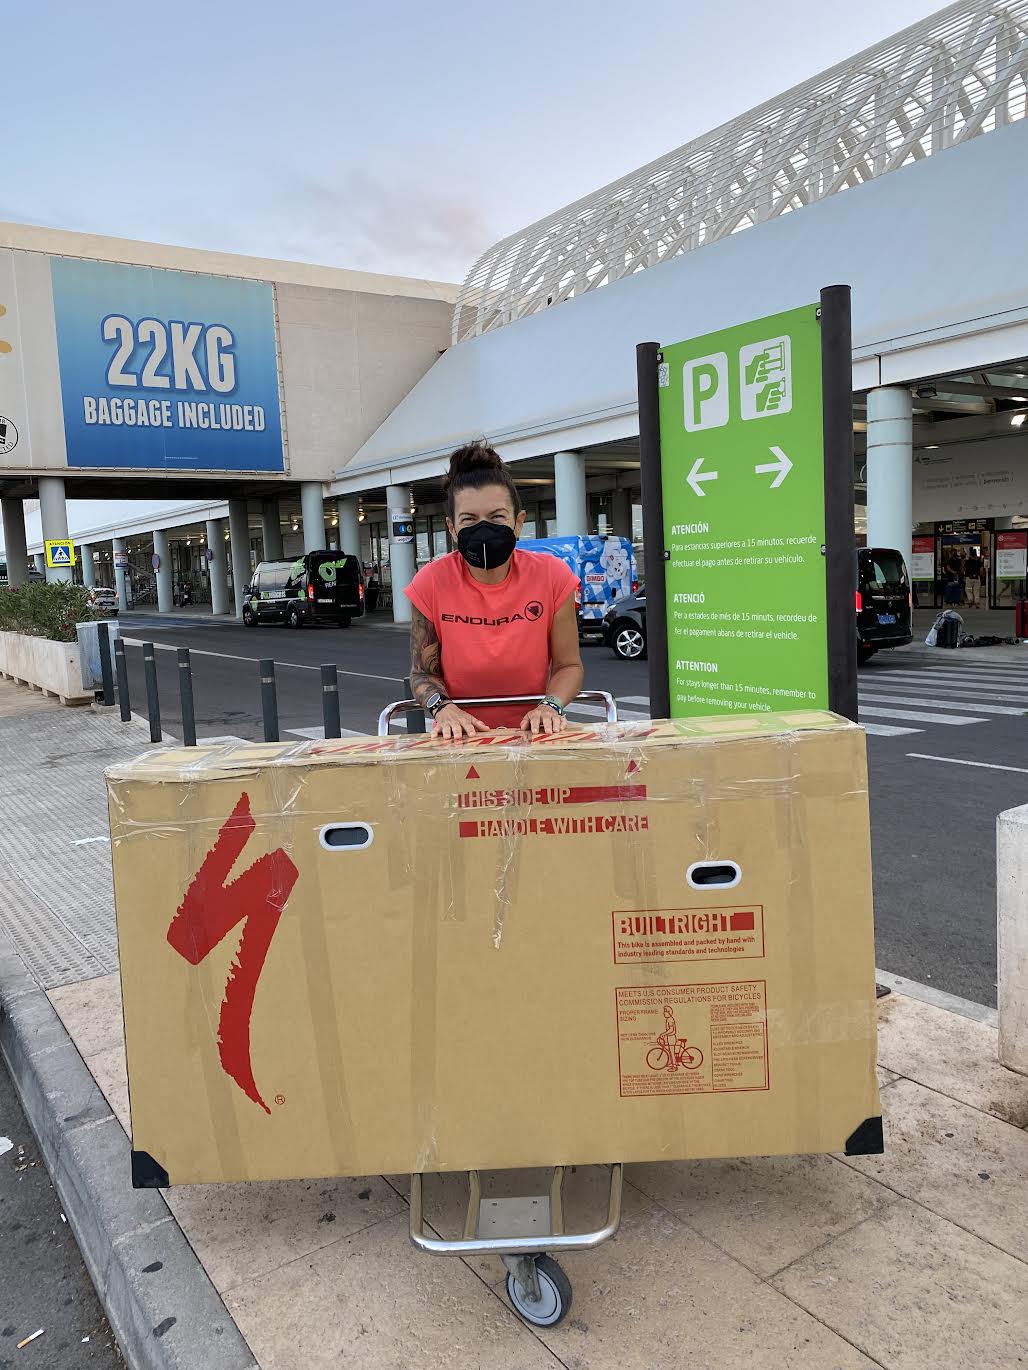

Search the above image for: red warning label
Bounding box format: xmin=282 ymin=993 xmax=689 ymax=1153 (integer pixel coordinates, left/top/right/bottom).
xmin=615 ymin=981 xmax=769 ymax=1097
xmin=456 ymin=784 xmax=646 ymax=810
xmin=459 ymin=814 xmax=649 ymax=839
xmin=612 ymin=906 xmax=764 ymax=964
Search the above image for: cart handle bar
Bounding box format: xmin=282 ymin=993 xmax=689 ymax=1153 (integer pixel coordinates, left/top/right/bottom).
xmin=409 ymin=1164 xmax=624 ymax=1258
xmin=378 ymin=690 xmax=617 ymax=736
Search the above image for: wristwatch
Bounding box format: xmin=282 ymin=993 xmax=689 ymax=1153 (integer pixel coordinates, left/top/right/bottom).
xmin=424 ymin=692 xmax=450 ymax=718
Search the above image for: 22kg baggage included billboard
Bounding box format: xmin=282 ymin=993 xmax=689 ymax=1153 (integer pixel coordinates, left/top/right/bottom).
xmin=108 ymin=713 xmax=881 ymax=1187
xmin=50 ymin=257 xmax=285 ymax=472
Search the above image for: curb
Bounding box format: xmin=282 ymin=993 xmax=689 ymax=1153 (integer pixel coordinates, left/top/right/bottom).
xmin=0 ymin=934 xmax=257 ymax=1370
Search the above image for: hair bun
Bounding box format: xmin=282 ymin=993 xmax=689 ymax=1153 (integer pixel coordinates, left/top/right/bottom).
xmin=445 ymin=441 xmax=504 ymax=484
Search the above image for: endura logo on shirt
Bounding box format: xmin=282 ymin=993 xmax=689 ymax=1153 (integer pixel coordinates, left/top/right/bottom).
xmin=442 ymin=611 xmax=534 ymax=627
xmin=525 ymin=601 xmax=544 ymax=621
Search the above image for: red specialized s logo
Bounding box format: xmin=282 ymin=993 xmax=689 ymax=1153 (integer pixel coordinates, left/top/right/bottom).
xmin=166 ymin=793 xmax=299 ymax=1114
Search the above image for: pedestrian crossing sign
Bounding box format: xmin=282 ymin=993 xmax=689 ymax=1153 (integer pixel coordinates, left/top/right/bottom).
xmin=45 ymin=539 xmax=76 ymax=568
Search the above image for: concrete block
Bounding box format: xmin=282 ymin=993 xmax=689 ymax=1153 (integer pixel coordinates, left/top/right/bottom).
xmin=998 ymin=803 xmax=1028 ymax=1076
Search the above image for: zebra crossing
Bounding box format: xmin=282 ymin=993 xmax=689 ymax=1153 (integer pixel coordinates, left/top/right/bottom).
xmin=857 ymin=656 xmax=1028 ymax=737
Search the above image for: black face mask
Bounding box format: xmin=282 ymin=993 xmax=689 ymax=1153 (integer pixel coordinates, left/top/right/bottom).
xmin=456 ymin=521 xmax=517 ymax=570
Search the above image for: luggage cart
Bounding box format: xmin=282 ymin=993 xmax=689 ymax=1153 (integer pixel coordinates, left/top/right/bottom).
xmin=377 ymin=691 xmax=625 ymax=1327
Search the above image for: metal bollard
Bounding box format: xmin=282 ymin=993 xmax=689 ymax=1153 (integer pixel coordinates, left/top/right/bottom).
xmin=143 ymin=643 xmax=162 ymax=743
xmin=259 ymin=659 xmax=279 ymax=743
xmin=113 ymin=637 xmax=131 ymax=722
xmin=96 ymin=622 xmax=115 ymax=707
xmin=177 ymin=648 xmax=197 ymax=747
xmin=321 ymin=663 xmax=341 ymax=739
xmin=403 ymin=676 xmax=427 ymax=734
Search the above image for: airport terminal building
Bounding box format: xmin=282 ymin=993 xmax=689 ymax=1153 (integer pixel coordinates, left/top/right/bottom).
xmin=2 ymin=0 xmax=1027 ymax=618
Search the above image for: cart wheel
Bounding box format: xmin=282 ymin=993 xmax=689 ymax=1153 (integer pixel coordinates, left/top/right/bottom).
xmin=506 ymin=1255 xmax=572 ymax=1327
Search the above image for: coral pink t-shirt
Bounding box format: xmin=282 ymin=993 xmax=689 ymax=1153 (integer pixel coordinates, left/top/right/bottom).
xmin=405 ymin=550 xmax=579 ymax=728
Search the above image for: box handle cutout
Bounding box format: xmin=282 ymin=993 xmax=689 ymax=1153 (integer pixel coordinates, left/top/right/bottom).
xmin=319 ymin=823 xmax=374 ymax=852
xmin=686 ymin=860 xmax=741 ymax=889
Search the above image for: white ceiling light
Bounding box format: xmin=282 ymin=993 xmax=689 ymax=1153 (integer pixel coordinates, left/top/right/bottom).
xmin=1011 ymin=414 xmax=1027 ymax=428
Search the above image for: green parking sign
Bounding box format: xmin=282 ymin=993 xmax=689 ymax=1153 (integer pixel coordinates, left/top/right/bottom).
xmin=638 ymin=290 xmax=856 ymax=722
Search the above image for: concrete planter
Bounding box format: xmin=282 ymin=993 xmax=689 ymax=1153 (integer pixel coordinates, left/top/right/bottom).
xmin=0 ymin=628 xmax=93 ymax=705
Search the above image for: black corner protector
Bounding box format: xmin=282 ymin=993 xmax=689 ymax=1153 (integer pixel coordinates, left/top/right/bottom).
xmin=845 ymin=1115 xmax=884 ymax=1156
xmin=131 ymin=1150 xmax=169 ymax=1188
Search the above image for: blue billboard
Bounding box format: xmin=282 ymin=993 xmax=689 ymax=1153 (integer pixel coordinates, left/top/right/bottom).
xmin=51 ymin=257 xmax=285 ymax=471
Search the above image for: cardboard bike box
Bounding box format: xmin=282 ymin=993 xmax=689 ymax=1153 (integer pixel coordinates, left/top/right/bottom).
xmin=106 ymin=711 xmax=882 ymax=1187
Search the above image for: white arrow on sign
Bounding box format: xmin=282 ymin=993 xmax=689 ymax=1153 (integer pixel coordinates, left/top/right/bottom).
xmin=686 ymin=457 xmax=718 ymax=497
xmin=755 ymin=445 xmax=793 ymax=489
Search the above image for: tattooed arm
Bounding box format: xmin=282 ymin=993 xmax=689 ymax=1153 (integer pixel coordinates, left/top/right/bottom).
xmin=409 ymin=606 xmax=446 ymax=706
xmin=408 ymin=606 xmax=488 ymax=742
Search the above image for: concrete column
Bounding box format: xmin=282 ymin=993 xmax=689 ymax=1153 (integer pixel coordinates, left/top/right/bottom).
xmin=998 ymin=802 xmax=1028 ymax=1076
xmin=152 ymin=528 xmax=174 ymax=614
xmin=336 ymin=497 xmax=362 ymax=557
xmin=1 ymin=497 xmax=29 ymax=586
xmin=386 ymin=484 xmax=416 ymax=624
xmin=80 ymin=544 xmax=96 ymax=589
xmin=553 ymin=451 xmax=588 ymax=535
xmin=112 ymin=538 xmax=129 ymax=607
xmin=261 ymin=499 xmax=283 ymax=560
xmin=610 ymin=487 xmax=632 ymax=538
xmin=228 ymin=499 xmax=251 ymax=618
xmin=206 ymin=518 xmax=230 ymax=616
xmin=866 ymin=387 xmax=913 ymax=574
xmin=38 ymin=475 xmax=72 ymax=583
xmin=300 ymin=482 xmax=327 ymax=553
xmin=33 ymin=553 xmax=45 ymax=576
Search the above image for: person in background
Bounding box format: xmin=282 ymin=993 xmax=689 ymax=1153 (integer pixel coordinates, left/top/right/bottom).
xmin=964 ymin=547 xmax=983 ymax=608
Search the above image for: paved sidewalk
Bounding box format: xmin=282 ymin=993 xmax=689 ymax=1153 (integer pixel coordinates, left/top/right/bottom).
xmin=1 ymin=677 xmax=1027 ymax=1370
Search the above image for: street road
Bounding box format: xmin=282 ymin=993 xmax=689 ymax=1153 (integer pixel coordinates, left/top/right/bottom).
xmin=115 ymin=611 xmax=1028 ymax=1008
xmin=0 ymin=1059 xmax=122 ymax=1368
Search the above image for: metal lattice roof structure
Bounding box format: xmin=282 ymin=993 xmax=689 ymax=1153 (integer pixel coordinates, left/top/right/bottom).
xmin=453 ymin=0 xmax=1028 ymax=343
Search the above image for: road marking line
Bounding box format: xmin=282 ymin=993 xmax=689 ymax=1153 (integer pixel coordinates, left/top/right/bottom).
xmin=858 ymin=692 xmax=1027 ymax=716
xmin=858 ymin=705 xmax=983 ymax=725
xmin=877 ymin=667 xmax=1028 ymax=684
xmin=864 ymin=684 xmax=1028 ymax=704
xmin=862 ymin=722 xmax=922 ymax=736
xmin=874 ymin=968 xmax=996 ymax=1026
xmin=70 ymin=836 xmax=110 ymax=846
xmin=904 ymin=753 xmax=1028 ymax=774
xmin=866 ymin=665 xmax=1028 ymax=680
xmin=618 ymin=696 xmax=651 ymax=706
xmin=121 ymin=637 xmax=401 ymax=684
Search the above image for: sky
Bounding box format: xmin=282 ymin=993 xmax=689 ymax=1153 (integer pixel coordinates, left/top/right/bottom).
xmin=5 ymin=0 xmax=946 ymax=287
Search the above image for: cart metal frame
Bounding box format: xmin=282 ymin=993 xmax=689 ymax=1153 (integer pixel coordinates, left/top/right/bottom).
xmin=377 ymin=690 xmax=625 ymax=1326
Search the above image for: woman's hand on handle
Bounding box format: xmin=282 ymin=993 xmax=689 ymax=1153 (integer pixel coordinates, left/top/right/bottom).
xmin=432 ymin=703 xmax=491 ymax=744
xmin=521 ymin=705 xmax=568 ymax=738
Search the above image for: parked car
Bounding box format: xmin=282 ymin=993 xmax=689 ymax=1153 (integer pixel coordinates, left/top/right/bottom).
xmin=87 ymin=585 xmax=120 ymax=616
xmin=603 ymin=590 xmax=647 ymax=660
xmin=243 ymin=553 xmax=365 ymax=629
xmin=519 ymin=535 xmax=639 ymax=636
xmin=856 ymin=547 xmax=912 ymax=663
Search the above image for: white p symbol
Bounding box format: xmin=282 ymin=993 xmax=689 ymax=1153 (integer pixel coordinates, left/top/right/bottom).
xmin=683 ymin=353 xmax=729 ymax=432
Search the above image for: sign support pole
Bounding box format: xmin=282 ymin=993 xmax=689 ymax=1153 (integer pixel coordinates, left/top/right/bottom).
xmin=819 ymin=285 xmax=858 ymax=722
xmin=637 ymin=341 xmax=670 ymax=721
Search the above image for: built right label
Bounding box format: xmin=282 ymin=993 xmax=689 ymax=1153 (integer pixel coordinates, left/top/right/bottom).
xmin=657 ymin=304 xmax=828 ymax=717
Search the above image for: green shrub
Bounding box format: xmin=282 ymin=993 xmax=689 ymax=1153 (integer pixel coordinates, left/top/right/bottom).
xmin=0 ymin=582 xmax=102 ymax=642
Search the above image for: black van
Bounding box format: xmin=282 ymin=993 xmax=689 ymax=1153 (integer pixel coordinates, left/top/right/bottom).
xmin=857 ymin=547 xmax=912 ymax=663
xmin=243 ymin=553 xmax=365 ymax=629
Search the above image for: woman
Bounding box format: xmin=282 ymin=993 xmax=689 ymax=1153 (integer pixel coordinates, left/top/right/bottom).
xmin=406 ymin=442 xmax=584 ymax=741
